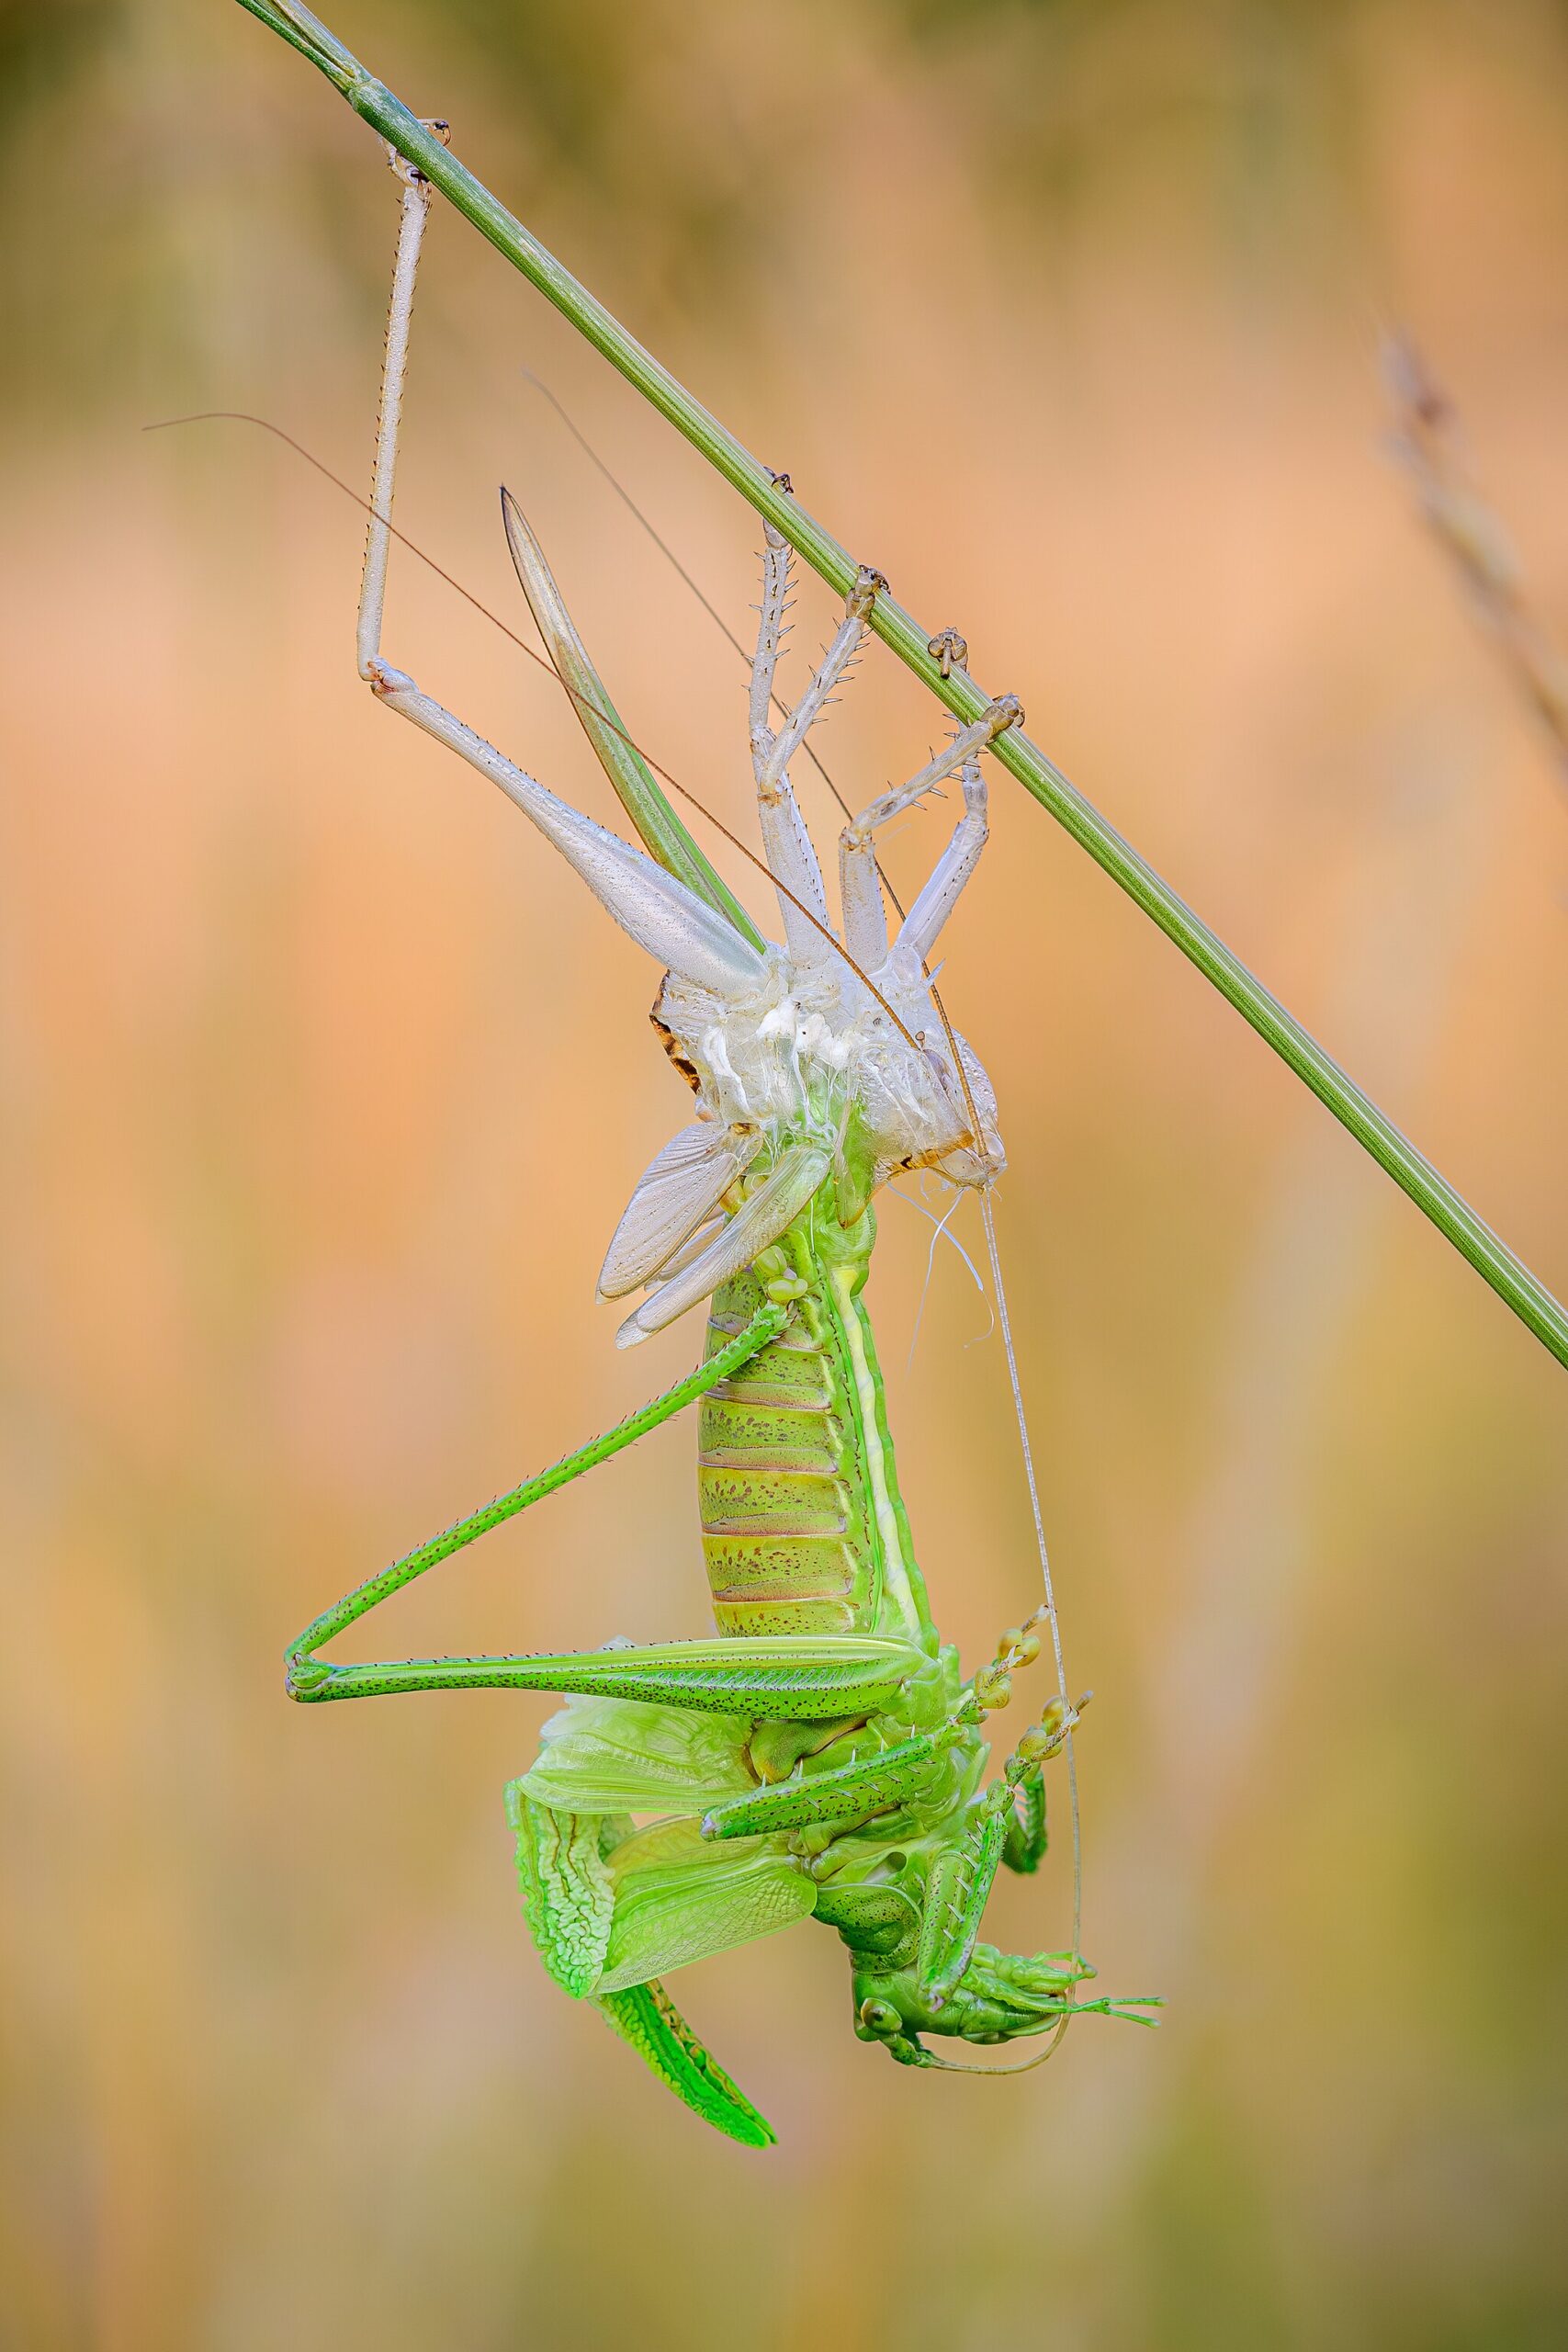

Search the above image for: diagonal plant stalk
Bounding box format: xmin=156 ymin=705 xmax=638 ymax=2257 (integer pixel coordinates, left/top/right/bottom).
xmin=231 ymin=0 xmax=1568 ymax=1373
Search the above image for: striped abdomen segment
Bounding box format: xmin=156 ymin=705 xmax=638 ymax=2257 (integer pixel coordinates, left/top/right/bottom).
xmin=699 ymin=1295 xmax=862 ymax=1638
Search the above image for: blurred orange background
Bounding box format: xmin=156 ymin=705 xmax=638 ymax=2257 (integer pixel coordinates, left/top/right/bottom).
xmin=5 ymin=2 xmax=1568 ymax=2346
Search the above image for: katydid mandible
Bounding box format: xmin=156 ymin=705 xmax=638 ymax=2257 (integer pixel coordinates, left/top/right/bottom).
xmin=288 ymin=144 xmax=1156 ymax=2150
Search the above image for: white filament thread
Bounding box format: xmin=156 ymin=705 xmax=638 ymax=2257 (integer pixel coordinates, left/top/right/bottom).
xmin=979 ymin=1187 xmax=1084 ymax=1975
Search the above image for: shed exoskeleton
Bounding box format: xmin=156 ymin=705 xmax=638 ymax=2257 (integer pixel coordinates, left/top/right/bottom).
xmin=286 ymin=140 xmax=1156 ymax=2149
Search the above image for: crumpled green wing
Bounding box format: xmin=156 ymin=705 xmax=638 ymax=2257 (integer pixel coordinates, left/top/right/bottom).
xmin=507 ymin=1785 xmax=617 ymax=1997
xmin=596 ymin=1815 xmax=818 ymax=1996
xmin=594 ymin=1979 xmax=776 ymax=2149
xmin=520 ymin=1692 xmax=755 ymax=1815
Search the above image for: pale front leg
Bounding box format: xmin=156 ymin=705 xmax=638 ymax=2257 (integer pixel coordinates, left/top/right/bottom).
xmin=748 ymin=524 xmax=834 ymax=960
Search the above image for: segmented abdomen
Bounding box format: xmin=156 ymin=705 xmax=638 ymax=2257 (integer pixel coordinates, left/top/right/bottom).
xmin=698 ymin=1271 xmax=869 ymax=1637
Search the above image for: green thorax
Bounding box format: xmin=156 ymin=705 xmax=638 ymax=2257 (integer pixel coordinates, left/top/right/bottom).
xmin=697 ymin=1177 xmax=931 ymax=1648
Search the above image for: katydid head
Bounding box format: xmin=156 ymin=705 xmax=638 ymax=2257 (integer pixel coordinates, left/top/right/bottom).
xmin=853 ymin=1939 xmax=1101 ymax=2060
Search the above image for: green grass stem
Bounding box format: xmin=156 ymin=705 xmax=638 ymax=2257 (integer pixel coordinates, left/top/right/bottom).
xmin=231 ymin=0 xmax=1568 ymax=1373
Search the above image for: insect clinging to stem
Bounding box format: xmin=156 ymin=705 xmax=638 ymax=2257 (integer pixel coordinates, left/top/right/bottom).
xmin=283 ymin=136 xmax=1157 ymax=2149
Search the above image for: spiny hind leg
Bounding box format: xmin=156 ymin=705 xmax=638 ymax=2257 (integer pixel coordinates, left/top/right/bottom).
xmin=290 ymin=1631 xmax=920 ymax=1721
xmin=286 ymin=1304 xmax=801 ymax=1696
xmin=348 ymin=134 xmax=543 ymax=825
xmin=346 ymin=138 xmax=538 ymax=849
xmin=357 ymin=129 xmax=447 ymax=685
xmin=286 ymin=1291 xmax=918 ymax=1860
xmin=347 ymin=141 xmax=772 ymax=994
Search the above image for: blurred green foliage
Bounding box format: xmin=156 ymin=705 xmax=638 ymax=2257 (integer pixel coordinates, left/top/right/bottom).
xmin=0 ymin=0 xmax=109 ymax=131
xmin=13 ymin=0 xmax=1568 ymax=421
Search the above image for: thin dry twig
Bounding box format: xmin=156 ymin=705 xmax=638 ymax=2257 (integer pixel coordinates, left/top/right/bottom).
xmin=1383 ymin=331 xmax=1568 ymax=805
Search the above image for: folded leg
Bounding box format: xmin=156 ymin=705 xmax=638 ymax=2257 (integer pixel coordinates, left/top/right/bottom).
xmin=699 ymin=1715 xmax=964 ymax=1840
xmin=746 ymin=525 xmax=832 ymax=959
xmin=750 ymin=556 xmax=884 ymax=964
xmin=839 ymin=696 xmax=1021 ymax=978
xmin=287 ymin=1298 xmax=827 ymax=1702
xmin=354 ymin=144 xmax=767 ymax=1002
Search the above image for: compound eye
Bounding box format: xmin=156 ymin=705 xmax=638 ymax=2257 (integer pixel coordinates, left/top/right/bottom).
xmin=858 ymin=1997 xmax=901 ymax=2039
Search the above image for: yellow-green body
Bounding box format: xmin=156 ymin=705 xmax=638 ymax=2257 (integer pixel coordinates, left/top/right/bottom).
xmin=699 ymin=1203 xmax=928 ymax=1647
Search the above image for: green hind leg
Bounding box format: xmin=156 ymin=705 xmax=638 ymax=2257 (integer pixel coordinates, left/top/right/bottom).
xmin=290 ymin=1634 xmax=919 ymax=1718
xmin=286 ymin=1302 xmax=784 ymax=1681
xmin=286 ymin=1294 xmax=919 ymax=1722
xmin=287 ymin=1298 xmax=911 ymax=1721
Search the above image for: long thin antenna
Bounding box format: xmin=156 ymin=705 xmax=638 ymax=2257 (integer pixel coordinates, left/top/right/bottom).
xmin=143 ymin=412 xmax=935 ymax=1066
xmin=524 ymin=370 xmax=746 ymax=668
xmin=915 ymin=1189 xmax=1088 ymax=2080
xmin=522 ymin=368 xmax=860 ymax=829
xmin=979 ymin=1189 xmax=1082 ymax=1956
